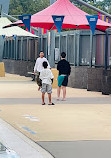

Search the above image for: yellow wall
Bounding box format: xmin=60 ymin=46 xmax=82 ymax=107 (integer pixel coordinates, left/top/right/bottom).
xmin=0 ymin=62 xmax=5 ymax=77
xmin=51 ymin=68 xmax=58 ymax=88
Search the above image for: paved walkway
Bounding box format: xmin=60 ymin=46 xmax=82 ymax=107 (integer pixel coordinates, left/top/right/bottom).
xmin=0 ymin=73 xmax=111 ymax=158
xmin=38 ymin=141 xmax=111 ymax=158
xmin=0 ymin=118 xmax=53 ymax=158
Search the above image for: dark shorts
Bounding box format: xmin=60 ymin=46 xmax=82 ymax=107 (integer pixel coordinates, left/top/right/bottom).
xmin=58 ymin=75 xmax=68 ymax=87
xmin=62 ymin=75 xmax=68 ymax=86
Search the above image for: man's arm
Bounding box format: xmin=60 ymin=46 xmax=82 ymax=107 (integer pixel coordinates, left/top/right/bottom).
xmin=50 ymin=71 xmax=54 ymax=79
xmin=50 ymin=71 xmax=54 ymax=84
xmin=34 ymin=59 xmax=38 ymax=72
xmin=51 ymin=79 xmax=53 ymax=84
xmin=68 ymin=62 xmax=71 ymax=76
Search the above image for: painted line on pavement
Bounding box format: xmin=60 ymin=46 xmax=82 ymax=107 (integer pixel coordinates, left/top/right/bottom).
xmin=22 ymin=127 xmax=36 ymax=135
xmin=23 ymin=114 xmax=40 ymax=122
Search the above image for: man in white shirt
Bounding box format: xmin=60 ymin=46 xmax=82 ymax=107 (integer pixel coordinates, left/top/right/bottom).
xmin=40 ymin=61 xmax=54 ymax=105
xmin=34 ymin=51 xmax=50 ymax=90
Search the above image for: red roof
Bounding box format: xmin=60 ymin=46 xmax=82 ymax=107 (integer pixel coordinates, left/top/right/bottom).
xmin=18 ymin=0 xmax=111 ymax=31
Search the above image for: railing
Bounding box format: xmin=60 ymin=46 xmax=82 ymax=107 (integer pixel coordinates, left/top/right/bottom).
xmin=3 ymin=36 xmax=38 ymax=62
xmin=3 ymin=30 xmax=111 ymax=67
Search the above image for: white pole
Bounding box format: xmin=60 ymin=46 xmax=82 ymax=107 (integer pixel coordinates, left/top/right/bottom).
xmin=48 ymin=0 xmax=56 ymax=68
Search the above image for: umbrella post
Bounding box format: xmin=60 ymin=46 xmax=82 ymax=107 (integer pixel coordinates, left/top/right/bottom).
xmin=48 ymin=0 xmax=56 ymax=68
xmin=50 ymin=24 xmax=55 ymax=30
xmin=40 ymin=36 xmax=43 ymax=51
xmin=74 ymin=0 xmax=111 ymax=20
xmin=48 ymin=30 xmax=55 ymax=68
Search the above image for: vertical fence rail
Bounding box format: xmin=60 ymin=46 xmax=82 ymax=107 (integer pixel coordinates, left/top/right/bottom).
xmin=76 ymin=33 xmax=80 ymax=66
xmin=89 ymin=31 xmax=93 ymax=67
xmin=27 ymin=37 xmax=29 ymax=61
xmin=74 ymin=34 xmax=76 ymax=66
xmin=15 ymin=37 xmax=18 ymax=60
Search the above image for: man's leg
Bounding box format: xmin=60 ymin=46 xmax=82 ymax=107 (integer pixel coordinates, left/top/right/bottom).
xmin=47 ymin=85 xmax=54 ymax=105
xmin=32 ymin=74 xmax=35 ymax=81
xmin=62 ymin=86 xmax=66 ymax=100
xmin=36 ymin=72 xmax=40 ymax=90
xmin=42 ymin=93 xmax=45 ymax=104
xmin=41 ymin=83 xmax=46 ymax=104
xmin=37 ymin=72 xmax=42 ymax=91
xmin=48 ymin=93 xmax=51 ymax=104
xmin=57 ymin=86 xmax=61 ymax=100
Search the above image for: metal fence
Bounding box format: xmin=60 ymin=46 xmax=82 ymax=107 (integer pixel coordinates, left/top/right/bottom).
xmin=41 ymin=30 xmax=111 ymax=67
xmin=3 ymin=36 xmax=38 ymax=62
xmin=3 ymin=30 xmax=111 ymax=67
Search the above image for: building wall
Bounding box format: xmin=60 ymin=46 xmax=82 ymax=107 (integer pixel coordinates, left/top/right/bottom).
xmin=3 ymin=59 xmax=35 ymax=77
xmin=3 ymin=59 xmax=88 ymax=89
xmin=3 ymin=59 xmax=111 ymax=94
xmin=68 ymin=66 xmax=88 ymax=89
xmin=102 ymin=70 xmax=111 ymax=95
xmin=87 ymin=68 xmax=103 ymax=92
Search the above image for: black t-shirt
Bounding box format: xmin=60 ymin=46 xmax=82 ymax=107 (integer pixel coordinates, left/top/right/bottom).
xmin=57 ymin=59 xmax=71 ymax=75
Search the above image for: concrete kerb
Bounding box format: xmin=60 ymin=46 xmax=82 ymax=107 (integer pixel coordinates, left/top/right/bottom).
xmin=0 ymin=118 xmax=54 ymax=158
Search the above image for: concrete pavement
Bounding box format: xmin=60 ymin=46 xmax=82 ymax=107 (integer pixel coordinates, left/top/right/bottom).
xmin=0 ymin=118 xmax=53 ymax=158
xmin=0 ymin=73 xmax=111 ymax=158
xmin=38 ymin=141 xmax=111 ymax=158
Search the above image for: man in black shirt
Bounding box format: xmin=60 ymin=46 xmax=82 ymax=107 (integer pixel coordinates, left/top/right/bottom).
xmin=57 ymin=52 xmax=71 ymax=101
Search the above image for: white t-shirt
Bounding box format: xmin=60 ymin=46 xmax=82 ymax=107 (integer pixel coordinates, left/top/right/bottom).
xmin=39 ymin=69 xmax=54 ymax=85
xmin=34 ymin=57 xmax=50 ymax=73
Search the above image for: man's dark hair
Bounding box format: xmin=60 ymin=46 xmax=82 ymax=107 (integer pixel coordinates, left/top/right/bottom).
xmin=40 ymin=51 xmax=44 ymax=54
xmin=61 ymin=52 xmax=66 ymax=58
xmin=43 ymin=61 xmax=48 ymax=68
